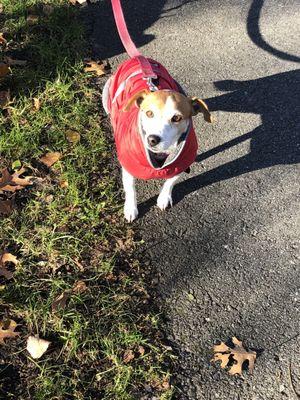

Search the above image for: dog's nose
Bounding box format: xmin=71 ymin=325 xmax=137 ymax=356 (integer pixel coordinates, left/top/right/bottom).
xmin=147 ymin=135 xmax=161 ymax=147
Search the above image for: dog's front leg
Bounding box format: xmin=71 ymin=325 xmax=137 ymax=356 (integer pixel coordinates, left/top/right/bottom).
xmin=122 ymin=168 xmax=138 ymax=222
xmin=157 ymin=174 xmax=181 ymax=210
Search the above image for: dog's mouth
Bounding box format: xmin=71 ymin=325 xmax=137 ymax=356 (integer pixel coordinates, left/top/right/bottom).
xmin=148 ymin=150 xmax=169 ymax=168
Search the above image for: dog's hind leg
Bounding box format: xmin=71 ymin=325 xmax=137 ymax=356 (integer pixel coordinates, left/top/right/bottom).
xmin=102 ymin=77 xmax=112 ymax=115
xmin=157 ymin=174 xmax=181 ymax=210
xmin=122 ymin=168 xmax=138 ymax=222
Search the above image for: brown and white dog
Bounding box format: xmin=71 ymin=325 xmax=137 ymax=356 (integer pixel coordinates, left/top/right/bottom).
xmin=102 ymin=58 xmax=211 ymax=222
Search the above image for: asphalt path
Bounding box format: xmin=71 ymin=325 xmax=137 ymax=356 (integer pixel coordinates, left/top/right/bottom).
xmin=87 ymin=1 xmax=300 ymax=398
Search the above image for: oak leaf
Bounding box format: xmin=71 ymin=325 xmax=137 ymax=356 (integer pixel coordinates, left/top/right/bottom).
xmin=26 ymin=336 xmax=51 ymax=359
xmin=211 ymin=336 xmax=257 ymax=375
xmin=39 ymin=152 xmax=61 ymax=167
xmin=0 ymin=252 xmax=18 ymax=279
xmin=0 ymin=167 xmax=32 ymax=193
xmin=84 ymin=60 xmax=111 ymax=76
xmin=0 ymin=319 xmax=20 ymax=344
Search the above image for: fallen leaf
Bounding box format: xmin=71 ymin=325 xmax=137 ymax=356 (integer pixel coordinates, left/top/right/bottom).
xmin=0 ymin=63 xmax=9 ymax=78
xmin=138 ymin=345 xmax=145 ymax=356
xmin=0 ymin=252 xmax=18 ymax=279
xmin=84 ymin=60 xmax=110 ymax=77
xmin=59 ymin=180 xmax=68 ymax=189
xmin=211 ymin=337 xmax=257 ymax=375
xmin=123 ymin=349 xmax=135 ymax=363
xmin=0 ymin=33 xmax=6 ymax=46
xmin=52 ymin=290 xmax=70 ymax=311
xmin=66 ymin=129 xmax=80 ymax=144
xmin=0 ymin=319 xmax=19 ymax=344
xmin=32 ymin=97 xmax=40 ymax=111
xmin=0 ymin=199 xmax=14 ymax=216
xmin=39 ymin=152 xmax=61 ymax=167
xmin=0 ymin=167 xmax=32 ymax=192
xmin=151 ymin=376 xmax=171 ymax=391
xmin=42 ymin=4 xmax=54 ymax=16
xmin=4 ymin=56 xmax=27 ymax=66
xmin=72 ymin=280 xmax=87 ymax=294
xmin=26 ymin=336 xmax=50 ymax=359
xmin=27 ymin=15 xmax=39 ymax=25
xmin=69 ymin=0 xmax=87 ymax=5
xmin=0 ymin=90 xmax=10 ymax=108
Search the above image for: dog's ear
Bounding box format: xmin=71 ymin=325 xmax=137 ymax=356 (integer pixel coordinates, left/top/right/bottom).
xmin=190 ymin=97 xmax=212 ymax=122
xmin=123 ymin=89 xmax=149 ymax=112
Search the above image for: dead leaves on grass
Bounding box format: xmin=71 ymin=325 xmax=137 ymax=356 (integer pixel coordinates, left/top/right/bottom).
xmin=66 ymin=129 xmax=80 ymax=144
xmin=0 ymin=319 xmax=20 ymax=344
xmin=69 ymin=0 xmax=88 ymax=6
xmin=123 ymin=349 xmax=135 ymax=364
xmin=26 ymin=15 xmax=39 ymax=25
xmin=52 ymin=281 xmax=87 ymax=311
xmin=0 ymin=252 xmax=18 ymax=279
xmin=84 ymin=59 xmax=111 ymax=77
xmin=39 ymin=152 xmax=61 ymax=168
xmin=0 ymin=167 xmax=32 ymax=193
xmin=211 ymin=336 xmax=257 ymax=375
xmin=32 ymin=97 xmax=41 ymax=111
xmin=26 ymin=336 xmax=51 ymax=359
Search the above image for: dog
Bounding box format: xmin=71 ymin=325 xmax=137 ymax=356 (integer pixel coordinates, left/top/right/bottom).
xmin=102 ymin=57 xmax=211 ymax=222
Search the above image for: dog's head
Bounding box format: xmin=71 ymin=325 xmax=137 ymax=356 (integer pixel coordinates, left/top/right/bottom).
xmin=123 ymin=89 xmax=211 ymax=165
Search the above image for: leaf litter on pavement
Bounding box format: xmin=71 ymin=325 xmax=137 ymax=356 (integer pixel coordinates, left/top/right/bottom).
xmin=211 ymin=336 xmax=257 ymax=375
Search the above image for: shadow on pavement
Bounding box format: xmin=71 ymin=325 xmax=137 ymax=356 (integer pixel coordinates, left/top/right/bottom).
xmin=139 ymin=68 xmax=300 ymax=214
xmin=86 ymin=0 xmax=166 ymax=59
xmin=247 ymin=0 xmax=300 ymax=63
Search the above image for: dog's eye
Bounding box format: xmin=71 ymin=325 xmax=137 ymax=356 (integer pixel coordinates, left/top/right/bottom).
xmin=171 ymin=114 xmax=182 ymax=123
xmin=146 ymin=110 xmax=154 ymax=118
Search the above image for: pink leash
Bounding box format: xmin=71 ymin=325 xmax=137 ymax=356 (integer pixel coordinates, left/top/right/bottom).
xmin=111 ymin=0 xmax=157 ymax=83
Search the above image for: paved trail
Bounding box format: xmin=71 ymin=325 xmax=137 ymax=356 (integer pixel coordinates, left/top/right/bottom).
xmin=88 ymin=0 xmax=300 ymax=398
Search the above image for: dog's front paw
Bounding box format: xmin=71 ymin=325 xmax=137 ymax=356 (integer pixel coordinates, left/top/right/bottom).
xmin=157 ymin=192 xmax=173 ymax=211
xmin=124 ymin=202 xmax=138 ymax=222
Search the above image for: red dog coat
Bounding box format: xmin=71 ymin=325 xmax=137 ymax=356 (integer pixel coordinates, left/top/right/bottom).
xmin=106 ymin=57 xmax=198 ymax=180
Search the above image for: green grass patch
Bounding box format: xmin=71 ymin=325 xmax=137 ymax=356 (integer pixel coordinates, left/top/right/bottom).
xmin=0 ymin=1 xmax=174 ymax=398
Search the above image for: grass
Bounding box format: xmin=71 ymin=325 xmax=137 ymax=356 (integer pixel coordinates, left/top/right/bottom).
xmin=0 ymin=1 xmax=174 ymax=399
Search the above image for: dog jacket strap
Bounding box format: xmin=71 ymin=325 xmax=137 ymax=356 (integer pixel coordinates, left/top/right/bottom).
xmin=111 ymin=0 xmax=157 ymax=82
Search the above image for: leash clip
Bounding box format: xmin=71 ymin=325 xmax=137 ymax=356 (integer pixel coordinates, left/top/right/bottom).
xmin=145 ymin=77 xmax=158 ymax=92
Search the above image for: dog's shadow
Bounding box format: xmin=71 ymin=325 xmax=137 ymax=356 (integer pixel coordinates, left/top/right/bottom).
xmin=139 ymin=68 xmax=300 ymax=214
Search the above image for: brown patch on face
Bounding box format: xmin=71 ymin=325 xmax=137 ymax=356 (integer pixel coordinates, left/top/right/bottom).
xmin=140 ymin=91 xmax=193 ymax=119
